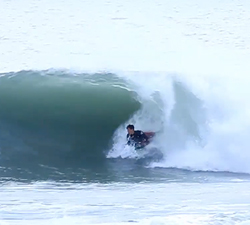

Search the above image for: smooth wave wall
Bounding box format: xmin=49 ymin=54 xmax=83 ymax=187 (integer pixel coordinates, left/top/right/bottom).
xmin=0 ymin=70 xmax=140 ymax=164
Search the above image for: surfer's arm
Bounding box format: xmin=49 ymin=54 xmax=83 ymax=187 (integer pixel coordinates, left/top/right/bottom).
xmin=126 ymin=134 xmax=131 ymax=145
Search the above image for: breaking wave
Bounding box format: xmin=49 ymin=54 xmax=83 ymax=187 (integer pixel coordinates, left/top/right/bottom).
xmin=1 ymin=69 xmax=250 ymax=175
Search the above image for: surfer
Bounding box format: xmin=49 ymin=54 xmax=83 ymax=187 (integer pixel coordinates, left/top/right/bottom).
xmin=126 ymin=124 xmax=149 ymax=149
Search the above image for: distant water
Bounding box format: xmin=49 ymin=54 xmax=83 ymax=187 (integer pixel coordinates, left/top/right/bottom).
xmin=1 ymin=0 xmax=250 ymax=224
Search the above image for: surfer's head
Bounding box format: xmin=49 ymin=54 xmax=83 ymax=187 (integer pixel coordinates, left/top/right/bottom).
xmin=126 ymin=124 xmax=135 ymax=135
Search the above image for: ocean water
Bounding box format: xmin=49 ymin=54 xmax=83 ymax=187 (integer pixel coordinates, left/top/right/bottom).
xmin=1 ymin=0 xmax=250 ymax=224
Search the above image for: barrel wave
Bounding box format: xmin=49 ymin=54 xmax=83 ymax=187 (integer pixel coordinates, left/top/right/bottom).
xmin=0 ymin=70 xmax=140 ymax=167
xmin=2 ymin=70 xmax=250 ymax=176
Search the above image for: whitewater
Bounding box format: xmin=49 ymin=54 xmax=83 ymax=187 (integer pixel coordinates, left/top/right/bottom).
xmin=1 ymin=0 xmax=250 ymax=224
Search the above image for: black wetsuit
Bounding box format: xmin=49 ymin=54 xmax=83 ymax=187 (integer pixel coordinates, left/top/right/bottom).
xmin=127 ymin=130 xmax=149 ymax=148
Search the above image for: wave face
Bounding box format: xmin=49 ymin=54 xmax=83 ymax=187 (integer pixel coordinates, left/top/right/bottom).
xmin=0 ymin=70 xmax=208 ymax=170
xmin=0 ymin=70 xmax=140 ymax=166
xmin=1 ymin=70 xmax=250 ymax=175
